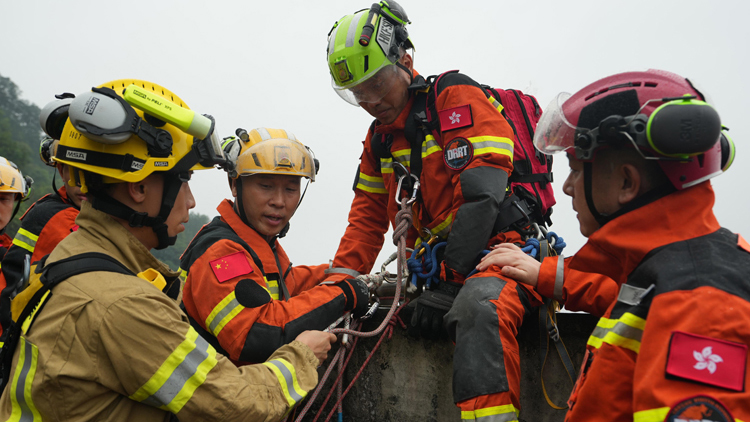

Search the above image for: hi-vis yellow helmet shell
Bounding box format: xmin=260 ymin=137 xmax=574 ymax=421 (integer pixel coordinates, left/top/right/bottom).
xmin=0 ymin=157 xmax=31 ymax=201
xmin=234 ymin=128 xmax=317 ymax=182
xmin=55 ymin=79 xmax=215 ymax=192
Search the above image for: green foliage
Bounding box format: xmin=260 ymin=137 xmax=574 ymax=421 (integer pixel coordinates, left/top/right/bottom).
xmin=0 ymin=73 xmax=53 ymax=237
xmin=152 ymin=212 xmax=211 ymax=270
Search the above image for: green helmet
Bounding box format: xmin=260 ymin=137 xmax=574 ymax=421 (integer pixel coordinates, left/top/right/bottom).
xmin=327 ymin=1 xmax=413 ymax=106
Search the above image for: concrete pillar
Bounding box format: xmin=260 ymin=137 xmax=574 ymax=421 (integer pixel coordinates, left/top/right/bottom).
xmin=300 ymin=310 xmax=598 ymax=422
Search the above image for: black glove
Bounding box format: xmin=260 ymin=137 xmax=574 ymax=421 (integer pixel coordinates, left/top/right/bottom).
xmin=336 ymin=278 xmax=370 ymax=318
xmin=409 ymin=280 xmax=462 ymax=340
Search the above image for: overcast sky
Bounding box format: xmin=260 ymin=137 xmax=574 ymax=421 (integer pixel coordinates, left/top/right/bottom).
xmin=2 ymin=0 xmax=748 ymax=269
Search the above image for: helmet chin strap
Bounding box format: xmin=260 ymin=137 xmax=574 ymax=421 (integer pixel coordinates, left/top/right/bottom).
xmin=395 ymin=61 xmax=413 ymax=83
xmin=583 ymin=161 xmax=676 ymax=228
xmin=89 ymin=172 xmax=186 ymax=250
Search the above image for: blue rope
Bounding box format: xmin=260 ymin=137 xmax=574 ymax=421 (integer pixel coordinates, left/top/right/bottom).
xmin=407 ymin=241 xmax=446 ymax=289
xmin=521 ymin=232 xmax=567 ymax=260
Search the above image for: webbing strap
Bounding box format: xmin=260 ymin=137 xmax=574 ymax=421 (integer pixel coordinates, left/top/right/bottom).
xmin=536 ymin=241 xmax=576 ymax=410
xmin=0 ymin=252 xmax=135 ymax=392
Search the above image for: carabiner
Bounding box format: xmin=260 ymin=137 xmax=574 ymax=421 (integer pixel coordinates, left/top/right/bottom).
xmin=394 ymin=162 xmax=420 ymax=205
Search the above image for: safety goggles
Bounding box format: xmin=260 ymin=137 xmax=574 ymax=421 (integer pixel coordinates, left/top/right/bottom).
xmin=333 ymin=63 xmax=400 ymax=106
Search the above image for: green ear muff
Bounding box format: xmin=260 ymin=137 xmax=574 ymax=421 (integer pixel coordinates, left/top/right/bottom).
xmin=720 ymin=129 xmax=735 ymax=172
xmin=646 ymin=96 xmax=721 ymax=157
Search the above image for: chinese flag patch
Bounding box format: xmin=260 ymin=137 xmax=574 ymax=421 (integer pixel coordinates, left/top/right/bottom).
xmin=210 ymin=251 xmax=253 ymax=283
xmin=666 ymin=331 xmax=747 ymax=391
xmin=438 ymin=104 xmax=473 ymax=132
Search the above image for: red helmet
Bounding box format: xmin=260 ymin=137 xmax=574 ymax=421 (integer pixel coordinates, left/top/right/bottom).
xmin=534 ymin=69 xmax=731 ymax=190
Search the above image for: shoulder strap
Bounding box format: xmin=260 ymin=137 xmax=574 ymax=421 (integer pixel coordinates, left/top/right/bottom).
xmin=0 ymin=252 xmax=135 ymax=392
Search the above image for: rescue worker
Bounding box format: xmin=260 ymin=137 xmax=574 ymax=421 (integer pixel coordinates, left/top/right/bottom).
xmin=0 ymin=79 xmax=336 ymax=421
xmin=480 ymin=70 xmax=748 ymax=421
xmin=325 ymin=2 xmax=543 ymax=420
xmin=180 ymin=128 xmax=369 ymax=365
xmin=0 ymin=138 xmax=83 ymax=344
xmin=0 ymin=158 xmax=30 ymax=258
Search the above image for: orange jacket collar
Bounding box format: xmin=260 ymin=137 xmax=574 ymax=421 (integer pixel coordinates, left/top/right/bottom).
xmin=571 ymin=182 xmax=720 ymax=285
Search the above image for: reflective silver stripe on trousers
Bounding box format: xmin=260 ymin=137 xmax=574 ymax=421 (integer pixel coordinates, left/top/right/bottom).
xmin=267 ymin=360 xmax=305 ymax=403
xmin=208 ymin=296 xmax=240 ymax=334
xmin=141 ymin=335 xmax=212 ymax=408
xmin=554 ymin=255 xmax=564 ymax=302
xmin=15 ymin=339 xmax=36 ymax=422
xmin=590 ymin=321 xmax=643 ymax=343
xmin=464 ymin=411 xmax=518 ymax=422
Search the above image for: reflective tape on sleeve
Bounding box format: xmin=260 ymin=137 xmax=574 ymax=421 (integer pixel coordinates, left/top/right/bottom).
xmin=468 ymin=136 xmax=514 ymax=160
xmin=12 ymin=228 xmax=39 ymax=253
xmin=553 ymin=256 xmax=565 ymax=302
xmin=129 ymin=326 xmax=218 ymax=414
xmin=355 ymin=173 xmax=387 ymax=194
xmin=380 ymin=157 xmax=393 ymax=174
xmin=587 ymin=312 xmax=646 ymax=353
xmin=422 ymin=134 xmax=442 ymax=158
xmin=205 ymin=291 xmax=245 ymax=337
xmin=263 ymin=358 xmax=307 ymax=412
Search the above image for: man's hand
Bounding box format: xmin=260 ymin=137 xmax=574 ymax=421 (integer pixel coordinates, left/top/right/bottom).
xmin=337 ymin=278 xmax=371 ymax=318
xmin=476 ymin=243 xmax=541 ymax=287
xmin=295 ymin=330 xmax=338 ymax=366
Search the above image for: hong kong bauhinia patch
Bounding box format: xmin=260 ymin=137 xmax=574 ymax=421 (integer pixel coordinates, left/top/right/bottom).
xmin=444 ymin=137 xmax=473 ymax=170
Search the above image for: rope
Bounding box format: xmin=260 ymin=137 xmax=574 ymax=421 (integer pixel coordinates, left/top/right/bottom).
xmin=294 ymin=197 xmax=413 ymax=422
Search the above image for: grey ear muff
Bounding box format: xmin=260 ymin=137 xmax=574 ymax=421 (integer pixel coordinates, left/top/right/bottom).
xmin=646 ymin=99 xmax=721 ymax=157
xmin=719 ymin=129 xmax=735 ymax=172
xmin=40 ymin=95 xmax=75 ymax=139
xmin=69 ymin=91 xmax=133 ymax=144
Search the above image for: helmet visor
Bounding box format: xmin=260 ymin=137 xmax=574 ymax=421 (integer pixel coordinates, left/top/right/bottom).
xmin=332 ymin=64 xmax=400 ymax=106
xmin=533 ymin=92 xmax=578 ymax=155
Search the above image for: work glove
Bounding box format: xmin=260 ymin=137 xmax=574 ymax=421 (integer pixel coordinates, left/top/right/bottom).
xmin=408 ymin=279 xmax=462 ymax=340
xmin=336 ymin=278 xmax=370 ymax=318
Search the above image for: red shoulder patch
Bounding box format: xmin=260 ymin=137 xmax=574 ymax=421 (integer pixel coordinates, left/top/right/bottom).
xmin=210 ymin=251 xmax=253 ymax=283
xmin=438 ymin=104 xmax=473 ymax=132
xmin=665 ymin=395 xmax=733 ymax=422
xmin=666 ymin=331 xmax=747 ymax=392
xmin=738 ymin=234 xmax=750 ymax=254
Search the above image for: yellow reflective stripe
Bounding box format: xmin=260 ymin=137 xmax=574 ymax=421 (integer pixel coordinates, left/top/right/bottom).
xmin=205 ymin=291 xmax=245 ymax=337
xmin=380 ymin=157 xmax=393 ymax=174
xmin=487 ymin=96 xmax=504 ymax=114
xmin=178 ymin=267 xmax=187 ymax=280
xmin=461 ymin=404 xmax=519 ymax=422
xmin=634 ymin=407 xmax=669 ymax=422
xmin=21 ymin=291 xmax=51 ymax=335
xmin=587 ymin=312 xmax=645 ymax=353
xmin=8 ymin=338 xmax=42 ymax=422
xmin=266 ymin=277 xmax=280 ymax=300
xmin=430 ymin=214 xmax=453 ymax=239
xmin=469 ymin=136 xmax=514 ymax=160
xmin=129 ymin=326 xmax=218 ymax=414
xmin=262 ymin=358 xmax=307 ymax=412
xmin=392 ymin=149 xmax=411 ymax=167
xmin=356 ymin=172 xmax=387 ymax=194
xmin=422 ymin=134 xmax=442 ymax=158
xmin=11 ymin=228 xmax=38 ymax=253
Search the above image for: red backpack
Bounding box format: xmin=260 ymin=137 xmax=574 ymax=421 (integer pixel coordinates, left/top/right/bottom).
xmin=371 ymin=70 xmax=555 ymax=231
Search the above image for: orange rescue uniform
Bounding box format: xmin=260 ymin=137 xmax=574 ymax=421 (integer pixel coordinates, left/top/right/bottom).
xmin=329 ymin=71 xmax=542 ymax=420
xmin=181 ymin=199 xmax=352 ymax=365
xmin=557 ymin=183 xmax=750 ymax=422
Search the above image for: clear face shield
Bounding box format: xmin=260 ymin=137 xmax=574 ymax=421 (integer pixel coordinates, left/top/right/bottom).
xmin=332 ymin=64 xmax=400 ymax=107
xmin=533 ymin=92 xmax=577 ymax=155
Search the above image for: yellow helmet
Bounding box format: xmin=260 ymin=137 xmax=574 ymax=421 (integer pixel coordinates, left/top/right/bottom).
xmin=234 ymin=128 xmax=317 ymax=181
xmin=53 ymin=79 xmax=222 ymax=192
xmin=0 ymin=157 xmax=32 ymax=201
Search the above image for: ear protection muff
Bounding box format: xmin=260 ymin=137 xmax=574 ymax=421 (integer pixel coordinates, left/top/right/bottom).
xmin=646 ymin=96 xmax=722 ymax=157
xmin=719 ymin=128 xmax=735 ymax=172
xmin=39 ymin=92 xmax=75 ymax=139
xmin=39 ymin=136 xmax=57 ymax=167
